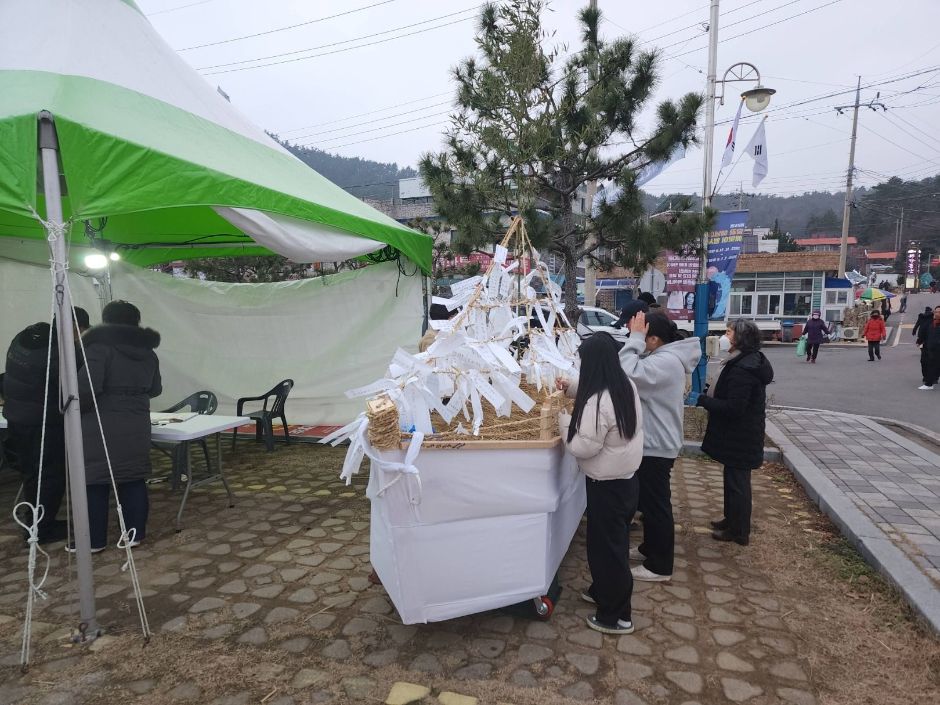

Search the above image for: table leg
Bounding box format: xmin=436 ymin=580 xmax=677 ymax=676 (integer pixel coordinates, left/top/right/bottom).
xmin=217 ymin=432 xmax=235 ymax=508
xmin=175 ymin=440 xmax=193 ymax=532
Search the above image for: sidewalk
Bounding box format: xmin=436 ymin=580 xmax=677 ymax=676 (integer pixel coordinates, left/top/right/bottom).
xmin=767 ymin=408 xmax=940 ymax=632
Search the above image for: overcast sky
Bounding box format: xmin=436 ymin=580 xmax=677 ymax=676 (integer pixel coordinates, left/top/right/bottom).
xmin=139 ymin=0 xmax=940 ymax=199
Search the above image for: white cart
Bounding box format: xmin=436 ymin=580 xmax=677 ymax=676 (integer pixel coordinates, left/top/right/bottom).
xmin=367 ymin=437 xmax=586 ymax=625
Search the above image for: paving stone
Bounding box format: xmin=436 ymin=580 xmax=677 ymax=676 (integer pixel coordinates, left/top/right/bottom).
xmin=617 ymin=635 xmax=653 ymax=656
xmin=709 ymin=606 xmax=743 ymax=624
xmin=279 ymin=637 xmax=311 ymax=653
xmin=480 ymin=615 xmax=514 ymax=633
xmin=161 ymin=616 xmax=187 ymax=633
xmin=232 ymin=602 xmax=262 ymax=619
xmin=454 ymin=662 xmax=493 ymax=680
xmin=319 ymin=542 xmax=343 ymax=553
xmin=309 ymin=572 xmax=341 ymax=586
xmin=265 ymin=550 xmax=293 ymax=562
xmin=327 ymin=557 xmax=356 ymax=570
xmin=665 ymin=671 xmax=703 ymax=695
xmin=664 ymin=620 xmax=697 ymax=640
xmin=560 ymin=681 xmax=594 ymax=701
xmin=287 ymin=587 xmax=318 ymax=604
xmin=342 ymin=676 xmax=376 ymax=699
xmin=517 ymin=643 xmax=552 ymax=664
xmin=209 ymin=694 xmax=251 ymax=705
xmin=321 ymin=638 xmax=351 ymax=660
xmin=218 ymin=579 xmax=248 ymax=594
xmin=717 ymin=651 xmax=755 ymax=672
xmin=566 ymin=652 xmax=600 ymax=675
xmin=387 ymin=624 xmax=417 ymax=645
xmin=616 ymin=659 xmax=653 ymax=680
xmin=777 ymin=687 xmax=818 ymax=705
xmin=202 ymin=623 xmax=235 ymax=640
xmin=614 ymin=689 xmax=650 ymax=705
xmin=37 ymin=693 xmax=76 ymax=705
xmin=237 ymin=626 xmax=268 ymax=645
xmin=567 ymin=627 xmax=603 ymax=648
xmin=126 ymin=680 xmax=156 ymax=695
xmin=721 ymin=678 xmax=764 ymax=702
xmin=438 ymin=693 xmax=479 ymax=705
xmin=509 ymin=669 xmax=538 ymax=688
xmin=471 ymin=638 xmax=505 ymax=658
xmin=292 ymin=668 xmax=328 ymax=689
xmin=385 ymin=682 xmax=430 ymax=705
xmin=243 ymin=564 xmax=275 ymax=578
xmin=426 ymin=631 xmax=462 ymax=649
xmin=409 ymin=652 xmax=442 ymax=674
xmin=251 ymin=584 xmax=285 ymax=599
xmin=713 ymin=628 xmax=747 ymax=646
xmin=525 ymin=621 xmax=558 ymax=640
xmin=167 ymin=682 xmax=201 ymax=701
xmin=265 ymin=606 xmax=300 ymax=624
xmin=665 ymin=645 xmax=700 ymax=665
xmin=359 ymin=595 xmax=393 ymax=614
xmin=664 ymin=602 xmax=696 ymax=618
xmin=770 ymin=661 xmax=809 ymax=681
xmin=364 ymin=648 xmax=399 ymax=667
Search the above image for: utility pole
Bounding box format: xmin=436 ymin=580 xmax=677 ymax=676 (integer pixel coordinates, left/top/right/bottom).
xmin=583 ymin=0 xmax=598 ymax=309
xmin=835 ymin=77 xmax=886 ymax=277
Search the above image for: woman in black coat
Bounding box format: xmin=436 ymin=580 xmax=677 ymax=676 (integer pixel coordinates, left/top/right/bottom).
xmin=75 ymin=301 xmax=161 ymax=552
xmin=697 ymin=319 xmax=773 ymax=546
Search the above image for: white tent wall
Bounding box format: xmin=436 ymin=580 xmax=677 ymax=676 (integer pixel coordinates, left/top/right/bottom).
xmin=0 ymin=258 xmax=102 ymax=345
xmin=109 ymin=261 xmax=421 ymax=426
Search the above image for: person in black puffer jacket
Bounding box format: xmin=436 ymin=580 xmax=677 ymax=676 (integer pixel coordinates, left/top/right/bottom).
xmin=697 ymin=319 xmax=774 ymax=546
xmin=3 ymin=309 xmax=90 ymax=544
xmin=75 ymin=301 xmax=161 ymax=552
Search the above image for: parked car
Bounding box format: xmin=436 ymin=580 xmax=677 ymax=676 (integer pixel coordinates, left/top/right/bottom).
xmin=577 ymin=306 xmax=629 ymax=341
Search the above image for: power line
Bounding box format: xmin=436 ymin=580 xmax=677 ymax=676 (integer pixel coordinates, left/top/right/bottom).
xmin=322 ymin=120 xmax=450 ymax=151
xmin=177 ymin=0 xmax=398 ymax=52
xmin=656 ymin=0 xmax=804 ymax=52
xmin=146 ymin=0 xmax=217 ymax=16
xmin=198 ymin=5 xmax=481 ymax=73
xmin=297 ymin=109 xmax=454 ymax=147
xmin=277 ymin=91 xmax=452 ymax=135
xmin=287 ymin=101 xmax=453 ymax=141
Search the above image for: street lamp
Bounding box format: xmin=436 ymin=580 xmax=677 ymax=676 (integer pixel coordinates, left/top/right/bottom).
xmin=690 ymin=0 xmax=776 ymax=402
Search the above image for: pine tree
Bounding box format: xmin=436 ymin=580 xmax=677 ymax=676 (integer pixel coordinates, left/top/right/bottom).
xmin=419 ymin=0 xmax=710 ymax=319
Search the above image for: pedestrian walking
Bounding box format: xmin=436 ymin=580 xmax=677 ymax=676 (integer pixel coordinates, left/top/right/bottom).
xmin=802 ymin=310 xmax=831 ymax=363
xmin=697 ymin=320 xmax=774 ymax=546
xmin=72 ymin=301 xmax=161 ymax=553
xmin=618 ymin=311 xmax=702 ymax=582
xmin=917 ymin=306 xmax=940 ymax=390
xmin=558 ymin=332 xmax=644 ymax=635
xmin=913 ymin=306 xmax=934 ymax=387
xmin=899 ymin=293 xmax=908 ymax=313
xmin=862 ymin=310 xmax=887 ymax=361
xmin=881 ymin=298 xmax=891 ymax=324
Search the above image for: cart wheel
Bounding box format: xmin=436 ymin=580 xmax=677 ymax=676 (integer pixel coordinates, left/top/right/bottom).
xmin=534 ymin=596 xmax=554 ymax=620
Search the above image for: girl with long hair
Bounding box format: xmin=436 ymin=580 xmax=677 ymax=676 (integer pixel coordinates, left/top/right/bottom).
xmin=559 ymin=332 xmax=644 ymax=635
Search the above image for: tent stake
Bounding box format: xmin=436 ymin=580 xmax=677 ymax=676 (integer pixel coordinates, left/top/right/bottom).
xmin=38 ymin=111 xmax=101 ymax=641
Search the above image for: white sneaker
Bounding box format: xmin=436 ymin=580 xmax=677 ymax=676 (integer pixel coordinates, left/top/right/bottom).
xmin=631 ymin=565 xmax=672 ymax=582
xmin=918 ymin=385 xmax=934 ymax=390
xmin=629 ymin=547 xmax=644 ymax=562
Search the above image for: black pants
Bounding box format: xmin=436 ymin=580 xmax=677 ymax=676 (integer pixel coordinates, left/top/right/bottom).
xmin=868 ymin=341 xmax=881 ymax=360
xmin=806 ymin=342 xmax=821 ymax=361
xmin=585 ymin=474 xmax=638 ymax=626
xmin=921 ymin=347 xmax=931 ymax=385
xmin=636 ymin=456 xmax=675 ymax=576
xmin=86 ymin=480 xmax=149 ymax=548
xmin=9 ymin=421 xmax=66 ymax=540
xmin=927 ymin=349 xmax=940 ymax=386
xmin=722 ymin=467 xmax=752 ymax=542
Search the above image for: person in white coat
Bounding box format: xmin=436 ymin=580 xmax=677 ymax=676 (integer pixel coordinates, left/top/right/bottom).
xmin=558 ymin=332 xmax=645 ymax=635
xmin=619 ymin=311 xmax=702 ymax=582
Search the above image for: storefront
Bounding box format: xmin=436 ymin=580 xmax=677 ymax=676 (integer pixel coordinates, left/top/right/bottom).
xmin=728 ymin=252 xmax=847 ymax=323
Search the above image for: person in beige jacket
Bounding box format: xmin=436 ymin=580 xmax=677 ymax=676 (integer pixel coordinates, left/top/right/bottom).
xmin=558 ymin=332 xmax=645 ymax=635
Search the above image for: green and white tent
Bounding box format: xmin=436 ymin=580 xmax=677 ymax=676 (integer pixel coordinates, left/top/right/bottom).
xmin=0 ymin=0 xmax=431 ymax=269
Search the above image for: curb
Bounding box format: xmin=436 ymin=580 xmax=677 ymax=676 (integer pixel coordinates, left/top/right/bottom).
xmin=769 ymin=405 xmax=940 ymax=450
xmin=765 ymin=419 xmax=940 ymax=636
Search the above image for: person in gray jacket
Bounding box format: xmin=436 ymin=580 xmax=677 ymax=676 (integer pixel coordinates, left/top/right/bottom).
xmin=619 ymin=311 xmax=701 ymax=581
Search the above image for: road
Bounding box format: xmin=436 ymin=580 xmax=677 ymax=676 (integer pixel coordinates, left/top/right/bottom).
xmin=709 ymin=292 xmax=940 ymax=432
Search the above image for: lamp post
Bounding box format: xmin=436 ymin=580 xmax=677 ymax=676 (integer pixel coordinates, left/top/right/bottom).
xmin=691 ymin=0 xmax=775 ymax=401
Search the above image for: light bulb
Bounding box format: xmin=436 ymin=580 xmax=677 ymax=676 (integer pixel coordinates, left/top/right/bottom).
xmin=84 ymin=253 xmax=108 ymax=270
xmin=109 ymin=251 xmax=121 ymax=261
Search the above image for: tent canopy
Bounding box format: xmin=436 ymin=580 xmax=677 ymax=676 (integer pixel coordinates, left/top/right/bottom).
xmin=0 ymin=0 xmax=432 ymax=271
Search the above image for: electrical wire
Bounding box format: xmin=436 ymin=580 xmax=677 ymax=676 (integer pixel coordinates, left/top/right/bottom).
xmin=287 ymin=102 xmax=453 ymax=141
xmin=198 ymin=5 xmax=481 ymax=73
xmin=177 ymin=0 xmax=398 ymax=51
xmin=147 ymin=0 xmax=216 ymax=16
xmin=297 ymin=109 xmax=454 ymax=147
xmin=277 ymin=91 xmax=452 ymax=135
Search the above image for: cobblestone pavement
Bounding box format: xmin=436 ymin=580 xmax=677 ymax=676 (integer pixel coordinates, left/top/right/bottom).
xmin=1 ymin=444 xmax=825 ymax=704
xmin=771 ymin=409 xmax=940 ymax=586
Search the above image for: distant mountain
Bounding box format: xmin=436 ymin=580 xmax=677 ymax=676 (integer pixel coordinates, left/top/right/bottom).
xmin=643 ymin=190 xmax=854 ymax=236
xmin=274 ymin=137 xmax=416 ymax=200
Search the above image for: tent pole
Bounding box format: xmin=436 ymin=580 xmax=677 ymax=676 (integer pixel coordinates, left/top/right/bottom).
xmin=38 ymin=111 xmax=100 ymax=640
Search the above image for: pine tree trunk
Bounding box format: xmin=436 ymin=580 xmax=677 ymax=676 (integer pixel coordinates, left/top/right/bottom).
xmin=562 ymin=249 xmax=581 ymax=328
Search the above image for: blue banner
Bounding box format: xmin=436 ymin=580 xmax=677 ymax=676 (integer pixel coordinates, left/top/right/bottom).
xmin=706 ymin=210 xmax=748 ymax=319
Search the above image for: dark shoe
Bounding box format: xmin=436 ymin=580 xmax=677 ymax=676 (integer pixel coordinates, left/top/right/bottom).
xmin=585 ymin=615 xmax=634 ymax=635
xmin=36 ymin=520 xmax=68 ymax=545
xmin=710 ymin=518 xmax=729 ymax=530
xmin=711 ymin=530 xmax=748 ymax=546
